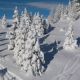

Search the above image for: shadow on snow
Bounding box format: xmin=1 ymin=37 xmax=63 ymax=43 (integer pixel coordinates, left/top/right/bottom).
xmin=44 ymin=24 xmax=55 ymax=34
xmin=0 ymin=68 xmax=7 ymax=76
xmin=40 ymin=41 xmax=58 ymax=71
xmin=0 ymin=42 xmax=9 ymax=46
xmin=39 ymin=34 xmax=49 ymax=44
xmin=0 ymin=48 xmax=8 ymax=52
xmin=0 ymin=39 xmax=8 ymax=41
xmin=0 ymin=32 xmax=6 ymax=35
xmin=77 ymin=37 xmax=80 ymax=47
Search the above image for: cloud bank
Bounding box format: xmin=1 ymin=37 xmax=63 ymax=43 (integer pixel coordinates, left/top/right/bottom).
xmin=27 ymin=2 xmax=58 ymax=10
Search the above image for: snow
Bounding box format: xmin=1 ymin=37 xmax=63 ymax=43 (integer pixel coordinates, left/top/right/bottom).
xmin=0 ymin=1 xmax=80 ymax=79
xmin=0 ymin=16 xmax=80 ymax=80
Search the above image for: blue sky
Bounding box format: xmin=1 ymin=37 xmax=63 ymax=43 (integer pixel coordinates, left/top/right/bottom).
xmin=0 ymin=0 xmax=69 ymax=3
xmin=0 ymin=0 xmax=69 ymax=19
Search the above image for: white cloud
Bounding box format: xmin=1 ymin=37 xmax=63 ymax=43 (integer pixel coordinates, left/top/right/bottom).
xmin=27 ymin=2 xmax=58 ymax=10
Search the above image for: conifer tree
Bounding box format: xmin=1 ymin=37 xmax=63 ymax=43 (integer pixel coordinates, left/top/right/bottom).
xmin=13 ymin=6 xmax=20 ymax=26
xmin=7 ymin=24 xmax=16 ymax=50
xmin=32 ymin=12 xmax=44 ymax=37
xmin=1 ymin=14 xmax=7 ymax=29
xmin=63 ymin=20 xmax=77 ymax=50
xmin=7 ymin=7 xmax=20 ymax=50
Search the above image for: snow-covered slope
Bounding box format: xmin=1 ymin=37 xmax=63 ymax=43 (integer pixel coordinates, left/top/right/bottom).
xmin=0 ymin=18 xmax=80 ymax=80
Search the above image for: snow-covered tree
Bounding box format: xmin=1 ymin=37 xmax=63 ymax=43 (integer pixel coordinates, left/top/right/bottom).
xmin=67 ymin=0 xmax=80 ymax=20
xmin=60 ymin=4 xmax=68 ymax=20
xmin=13 ymin=6 xmax=20 ymax=25
xmin=1 ymin=14 xmax=7 ymax=29
xmin=7 ymin=7 xmax=46 ymax=76
xmin=32 ymin=12 xmax=44 ymax=37
xmin=7 ymin=7 xmax=24 ymax=51
xmin=20 ymin=30 xmax=37 ymax=72
xmin=48 ymin=4 xmax=63 ymax=24
xmin=21 ymin=34 xmax=45 ymax=76
xmin=31 ymin=39 xmax=45 ymax=76
xmin=6 ymin=6 xmax=20 ymax=50
xmin=54 ymin=4 xmax=65 ymax=21
xmin=48 ymin=8 xmax=54 ymax=25
xmin=13 ymin=12 xmax=29 ymax=65
xmin=7 ymin=24 xmax=16 ymax=50
xmin=13 ymin=24 xmax=45 ymax=76
xmin=42 ymin=19 xmax=49 ymax=34
xmin=14 ymin=27 xmax=25 ymax=65
xmin=53 ymin=4 xmax=61 ymax=23
xmin=23 ymin=8 xmax=31 ymax=30
xmin=63 ymin=20 xmax=77 ymax=50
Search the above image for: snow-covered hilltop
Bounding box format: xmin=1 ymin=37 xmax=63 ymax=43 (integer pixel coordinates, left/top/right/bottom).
xmin=0 ymin=0 xmax=80 ymax=80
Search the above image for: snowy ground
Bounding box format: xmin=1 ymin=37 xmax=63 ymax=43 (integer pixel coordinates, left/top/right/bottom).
xmin=0 ymin=18 xmax=80 ymax=80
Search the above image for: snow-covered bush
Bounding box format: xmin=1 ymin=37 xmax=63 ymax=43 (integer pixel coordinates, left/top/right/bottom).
xmin=1 ymin=14 xmax=7 ymax=29
xmin=63 ymin=20 xmax=78 ymax=50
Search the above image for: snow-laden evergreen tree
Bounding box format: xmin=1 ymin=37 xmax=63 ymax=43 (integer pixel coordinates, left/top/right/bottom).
xmin=72 ymin=0 xmax=80 ymax=19
xmin=42 ymin=19 xmax=49 ymax=34
xmin=13 ymin=6 xmax=20 ymax=26
xmin=21 ymin=31 xmax=45 ymax=76
xmin=32 ymin=12 xmax=44 ymax=37
xmin=63 ymin=20 xmax=77 ymax=50
xmin=1 ymin=14 xmax=7 ymax=29
xmin=14 ymin=23 xmax=45 ymax=76
xmin=7 ymin=7 xmax=46 ymax=76
xmin=6 ymin=7 xmax=20 ymax=50
xmin=60 ymin=4 xmax=68 ymax=20
xmin=60 ymin=4 xmax=64 ymax=17
xmin=67 ymin=0 xmax=80 ymax=20
xmin=47 ymin=8 xmax=54 ymax=25
xmin=13 ymin=10 xmax=29 ymax=65
xmin=20 ymin=29 xmax=37 ymax=72
xmin=14 ymin=26 xmax=25 ymax=65
xmin=40 ymin=14 xmax=49 ymax=34
xmin=7 ymin=23 xmax=16 ymax=50
xmin=23 ymin=8 xmax=31 ymax=30
xmin=49 ymin=4 xmax=68 ymax=25
xmin=31 ymin=38 xmax=45 ymax=76
xmin=13 ymin=8 xmax=31 ymax=68
xmin=48 ymin=4 xmax=63 ymax=24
